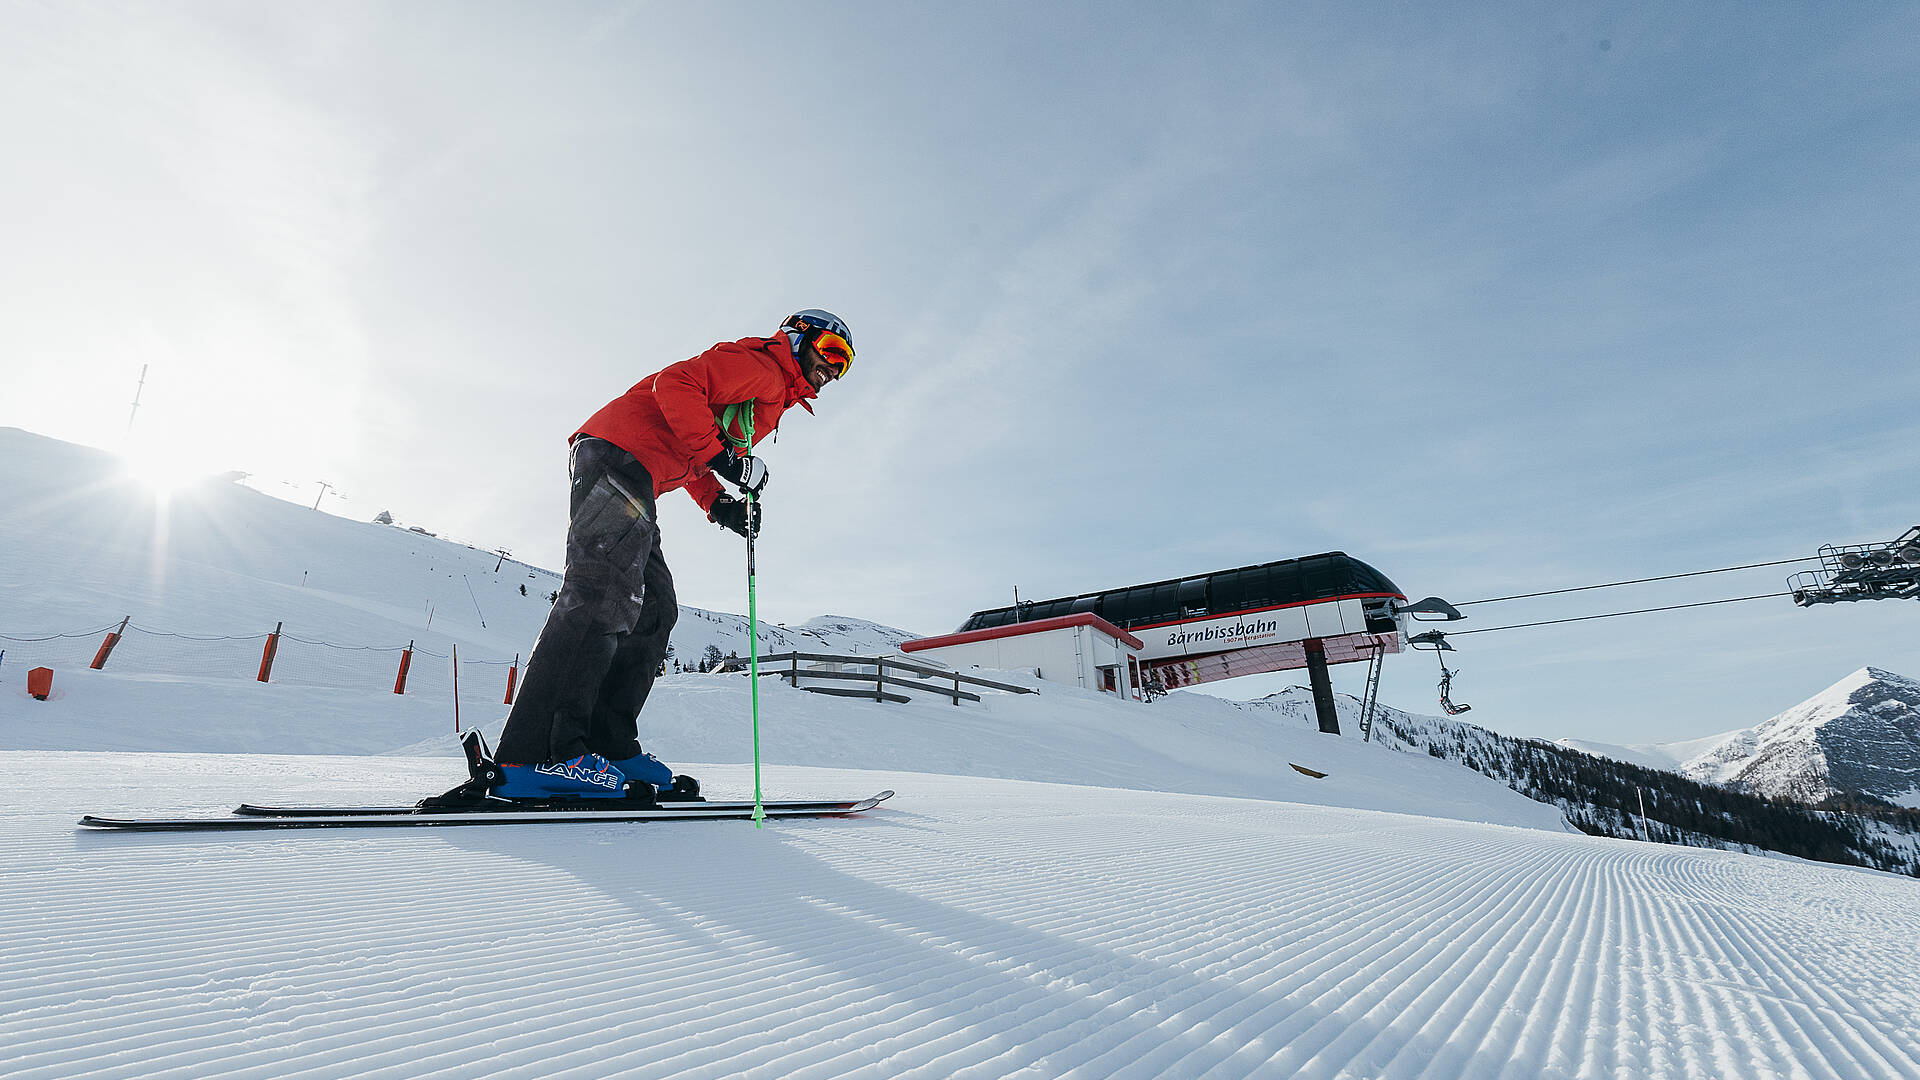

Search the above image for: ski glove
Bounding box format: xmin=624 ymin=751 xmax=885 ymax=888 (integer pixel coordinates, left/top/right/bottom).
xmin=708 ymin=493 xmax=761 ymax=539
xmin=708 ymin=448 xmax=769 ymax=496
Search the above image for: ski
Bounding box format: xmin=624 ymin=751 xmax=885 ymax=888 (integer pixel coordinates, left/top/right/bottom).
xmin=231 ymin=793 xmax=883 ymax=818
xmin=79 ymin=791 xmax=892 ymax=832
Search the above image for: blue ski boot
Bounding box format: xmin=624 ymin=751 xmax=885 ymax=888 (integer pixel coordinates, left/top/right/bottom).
xmin=492 ymin=753 xmax=627 ymax=800
xmin=610 ymin=751 xmax=702 ymax=801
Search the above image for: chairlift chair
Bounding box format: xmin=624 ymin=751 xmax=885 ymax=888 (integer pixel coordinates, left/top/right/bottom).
xmin=1409 ymin=630 xmax=1472 ymax=715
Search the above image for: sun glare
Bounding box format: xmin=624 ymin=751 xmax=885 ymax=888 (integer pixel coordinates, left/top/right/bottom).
xmin=120 ymin=445 xmax=209 ymax=498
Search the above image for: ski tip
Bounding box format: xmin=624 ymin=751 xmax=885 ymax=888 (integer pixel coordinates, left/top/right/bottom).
xmin=1288 ymin=763 xmax=1329 ymax=779
xmin=847 ymin=790 xmax=896 ymax=812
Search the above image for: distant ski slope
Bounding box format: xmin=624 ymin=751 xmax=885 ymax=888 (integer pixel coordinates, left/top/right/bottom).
xmin=0 ymin=426 xmax=915 ymax=690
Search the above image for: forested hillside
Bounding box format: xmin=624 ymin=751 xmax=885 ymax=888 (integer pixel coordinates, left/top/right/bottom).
xmin=1377 ymin=708 xmax=1920 ymax=877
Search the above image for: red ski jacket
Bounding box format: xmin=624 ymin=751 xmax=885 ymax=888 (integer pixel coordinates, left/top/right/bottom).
xmin=575 ymin=334 xmax=818 ymax=513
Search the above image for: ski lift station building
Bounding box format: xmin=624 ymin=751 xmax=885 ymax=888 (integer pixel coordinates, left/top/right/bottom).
xmin=901 ymin=613 xmax=1149 ymax=700
xmin=902 ymin=551 xmax=1430 ymax=731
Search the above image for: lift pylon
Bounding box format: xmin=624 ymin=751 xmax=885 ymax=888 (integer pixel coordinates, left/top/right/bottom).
xmin=1790 ymin=526 xmax=1920 ymax=606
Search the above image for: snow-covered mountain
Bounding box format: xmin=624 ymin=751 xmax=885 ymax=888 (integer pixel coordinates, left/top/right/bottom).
xmin=1556 ymin=730 xmax=1738 ymax=773
xmin=1562 ymin=667 xmax=1920 ymax=809
xmin=0 ymin=427 xmax=911 ymax=693
xmin=1673 ymin=667 xmax=1920 ymax=807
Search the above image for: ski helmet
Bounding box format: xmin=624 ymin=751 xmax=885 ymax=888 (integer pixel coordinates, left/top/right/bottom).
xmin=780 ymin=309 xmax=855 ymax=378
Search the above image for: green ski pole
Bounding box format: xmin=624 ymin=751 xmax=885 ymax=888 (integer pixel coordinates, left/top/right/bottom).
xmin=734 ymin=407 xmax=765 ymax=828
xmin=747 ymin=483 xmax=764 ymax=827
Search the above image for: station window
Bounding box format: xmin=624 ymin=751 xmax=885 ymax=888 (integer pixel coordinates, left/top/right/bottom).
xmin=1240 ymin=567 xmax=1276 ymax=609
xmin=1209 ymin=570 xmax=1245 ymax=614
xmin=1145 ymin=584 xmax=1181 ymax=623
xmin=1179 ymin=578 xmax=1208 ymax=615
xmin=1111 ymin=586 xmax=1154 ymax=626
xmin=1300 ymin=558 xmax=1342 ymax=599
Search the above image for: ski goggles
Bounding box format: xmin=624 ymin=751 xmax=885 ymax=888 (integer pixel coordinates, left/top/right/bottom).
xmin=812 ymin=330 xmax=853 ymax=379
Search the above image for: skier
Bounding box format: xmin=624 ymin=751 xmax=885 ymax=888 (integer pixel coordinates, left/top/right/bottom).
xmin=489 ymin=309 xmax=855 ymax=801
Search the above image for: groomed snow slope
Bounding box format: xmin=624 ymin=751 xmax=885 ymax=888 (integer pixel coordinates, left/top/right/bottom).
xmin=8 ymin=757 xmax=1920 ymax=1080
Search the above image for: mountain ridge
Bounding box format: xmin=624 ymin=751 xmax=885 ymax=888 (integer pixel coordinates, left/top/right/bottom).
xmin=1246 ymin=683 xmax=1920 ymax=877
xmin=1678 ymin=666 xmax=1920 ymax=807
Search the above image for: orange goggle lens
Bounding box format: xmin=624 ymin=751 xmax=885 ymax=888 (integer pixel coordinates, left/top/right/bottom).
xmin=813 ymin=330 xmax=853 ymax=378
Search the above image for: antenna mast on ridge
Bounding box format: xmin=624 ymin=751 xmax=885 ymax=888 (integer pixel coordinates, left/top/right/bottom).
xmin=127 ymin=364 xmax=149 ymax=432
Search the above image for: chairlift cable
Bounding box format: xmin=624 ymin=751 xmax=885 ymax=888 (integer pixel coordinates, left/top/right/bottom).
xmin=1413 ymin=543 xmax=1888 ymax=715
xmin=1455 ymin=557 xmax=1819 ymax=608
xmin=1449 ymin=591 xmax=1793 ymax=636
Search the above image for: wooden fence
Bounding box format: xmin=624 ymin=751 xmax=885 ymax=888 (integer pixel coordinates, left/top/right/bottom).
xmin=755 ymin=652 xmax=1037 ymax=705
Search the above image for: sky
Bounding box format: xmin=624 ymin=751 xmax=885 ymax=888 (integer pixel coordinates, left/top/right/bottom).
xmin=1 ymin=1 xmax=1916 ymax=745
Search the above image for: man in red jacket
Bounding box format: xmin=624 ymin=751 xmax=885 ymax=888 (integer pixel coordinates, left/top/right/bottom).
xmin=490 ymin=309 xmax=855 ymax=801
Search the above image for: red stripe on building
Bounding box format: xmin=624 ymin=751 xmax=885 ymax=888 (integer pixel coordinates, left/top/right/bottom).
xmin=902 ymin=613 xmax=1144 ymax=653
xmin=1124 ymin=592 xmax=1406 ymax=633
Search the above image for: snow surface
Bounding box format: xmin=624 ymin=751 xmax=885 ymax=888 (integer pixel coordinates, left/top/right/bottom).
xmin=8 ymin=427 xmax=1920 ymax=1078
xmin=10 ymin=757 xmax=1920 ymax=1079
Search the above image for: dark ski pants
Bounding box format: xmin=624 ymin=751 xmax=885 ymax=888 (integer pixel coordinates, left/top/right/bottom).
xmin=495 ymin=437 xmax=678 ymax=765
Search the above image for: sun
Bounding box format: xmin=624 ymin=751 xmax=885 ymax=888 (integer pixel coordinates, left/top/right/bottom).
xmin=119 ymin=441 xmax=211 ymax=499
